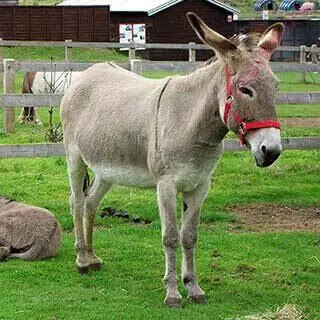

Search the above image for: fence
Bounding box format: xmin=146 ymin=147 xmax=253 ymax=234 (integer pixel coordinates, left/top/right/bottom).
xmin=1 ymin=40 xmax=320 ymax=64
xmin=0 ymin=42 xmax=319 ymax=156
xmin=0 ymin=40 xmax=319 ymax=86
xmin=1 ymin=137 xmax=319 ymax=158
xmin=0 ymin=7 xmax=110 ymax=42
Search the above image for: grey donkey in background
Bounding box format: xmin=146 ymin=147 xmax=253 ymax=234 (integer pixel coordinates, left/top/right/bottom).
xmin=61 ymin=12 xmax=284 ymax=307
xmin=0 ymin=196 xmax=61 ymax=261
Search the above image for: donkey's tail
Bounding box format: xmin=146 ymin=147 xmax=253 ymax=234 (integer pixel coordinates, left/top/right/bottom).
xmin=83 ymin=168 xmax=91 ymax=195
xmin=22 ymin=72 xmax=37 ymax=94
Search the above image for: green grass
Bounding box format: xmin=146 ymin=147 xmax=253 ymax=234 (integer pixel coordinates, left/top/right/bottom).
xmin=0 ymin=49 xmax=319 ymax=318
xmin=277 ymin=72 xmax=320 ymax=92
xmin=0 ymin=150 xmax=319 ymax=319
xmin=0 ymin=151 xmax=319 ymax=231
xmin=3 ymin=46 xmax=129 ymax=62
xmin=0 ymin=229 xmax=319 ymax=320
xmin=277 ymin=104 xmax=320 ymax=118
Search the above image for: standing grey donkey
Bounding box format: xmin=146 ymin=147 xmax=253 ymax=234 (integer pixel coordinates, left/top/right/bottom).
xmin=61 ymin=12 xmax=284 ymax=307
xmin=0 ymin=196 xmax=61 ymax=261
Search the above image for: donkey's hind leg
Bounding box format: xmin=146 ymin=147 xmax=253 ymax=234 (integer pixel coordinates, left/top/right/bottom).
xmin=0 ymin=237 xmax=10 ymax=261
xmin=84 ymin=175 xmax=112 ymax=271
xmin=181 ymin=179 xmax=211 ymax=304
xmin=66 ymin=151 xmax=89 ymax=273
xmin=0 ymin=247 xmax=10 ymax=261
xmin=157 ymin=177 xmax=181 ymax=307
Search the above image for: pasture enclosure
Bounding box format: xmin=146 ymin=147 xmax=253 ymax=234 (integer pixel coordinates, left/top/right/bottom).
xmin=0 ymin=41 xmax=320 ymax=153
xmin=0 ymin=42 xmax=319 ymax=319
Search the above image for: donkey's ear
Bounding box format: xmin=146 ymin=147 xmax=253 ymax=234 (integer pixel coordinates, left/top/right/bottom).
xmin=257 ymin=23 xmax=284 ymax=60
xmin=187 ymin=12 xmax=239 ymax=60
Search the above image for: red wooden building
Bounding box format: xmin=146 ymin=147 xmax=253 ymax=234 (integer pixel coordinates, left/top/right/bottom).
xmin=59 ymin=0 xmax=240 ymax=60
xmin=0 ymin=5 xmax=110 ymax=42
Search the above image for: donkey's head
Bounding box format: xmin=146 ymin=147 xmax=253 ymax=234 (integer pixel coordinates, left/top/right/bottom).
xmin=187 ymin=12 xmax=284 ymax=167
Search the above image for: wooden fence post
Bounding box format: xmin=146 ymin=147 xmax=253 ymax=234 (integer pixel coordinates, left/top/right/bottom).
xmin=189 ymin=42 xmax=196 ymax=62
xmin=0 ymin=38 xmax=3 ymax=90
xmin=3 ymin=59 xmax=15 ymax=133
xmin=65 ymin=40 xmax=72 ymax=61
xmin=129 ymin=41 xmax=136 ymax=60
xmin=130 ymin=59 xmax=142 ymax=75
xmin=300 ymin=45 xmax=307 ymax=82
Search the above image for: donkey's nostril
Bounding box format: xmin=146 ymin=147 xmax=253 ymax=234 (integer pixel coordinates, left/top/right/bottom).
xmin=259 ymin=143 xmax=282 ymax=166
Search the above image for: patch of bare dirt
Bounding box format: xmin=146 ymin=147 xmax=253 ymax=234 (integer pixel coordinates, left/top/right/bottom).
xmin=228 ymin=204 xmax=320 ymax=232
xmin=231 ymin=304 xmax=306 ymax=320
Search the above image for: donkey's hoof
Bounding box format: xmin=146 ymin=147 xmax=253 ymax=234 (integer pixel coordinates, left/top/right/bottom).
xmin=76 ymin=260 xmax=103 ymax=274
xmin=76 ymin=265 xmax=90 ymax=274
xmin=88 ymin=261 xmax=103 ymax=271
xmin=188 ymin=295 xmax=206 ymax=305
xmin=164 ymin=296 xmax=182 ymax=308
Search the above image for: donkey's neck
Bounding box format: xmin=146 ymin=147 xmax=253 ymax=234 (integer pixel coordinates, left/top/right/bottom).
xmin=169 ymin=60 xmax=228 ymax=144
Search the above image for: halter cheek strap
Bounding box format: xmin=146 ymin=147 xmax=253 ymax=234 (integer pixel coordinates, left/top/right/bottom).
xmin=224 ymin=64 xmax=281 ymax=145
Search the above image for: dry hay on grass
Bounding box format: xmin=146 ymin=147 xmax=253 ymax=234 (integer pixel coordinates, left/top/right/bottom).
xmin=231 ymin=304 xmax=306 ymax=320
xmin=228 ymin=204 xmax=320 ymax=232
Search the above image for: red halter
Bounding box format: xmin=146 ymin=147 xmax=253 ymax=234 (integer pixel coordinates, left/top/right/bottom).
xmin=223 ymin=64 xmax=281 ymax=145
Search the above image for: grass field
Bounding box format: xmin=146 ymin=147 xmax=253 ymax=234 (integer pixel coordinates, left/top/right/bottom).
xmin=0 ymin=48 xmax=319 ymax=319
xmin=0 ymin=151 xmax=319 ymax=319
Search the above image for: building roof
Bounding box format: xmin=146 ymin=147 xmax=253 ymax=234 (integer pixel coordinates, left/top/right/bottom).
xmin=57 ymin=0 xmax=240 ymax=15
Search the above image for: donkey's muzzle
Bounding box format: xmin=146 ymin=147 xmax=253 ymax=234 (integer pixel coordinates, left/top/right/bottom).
xmin=255 ymin=142 xmax=282 ymax=167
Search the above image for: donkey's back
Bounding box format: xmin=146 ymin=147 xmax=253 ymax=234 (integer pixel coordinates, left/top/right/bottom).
xmin=0 ymin=197 xmax=61 ymax=261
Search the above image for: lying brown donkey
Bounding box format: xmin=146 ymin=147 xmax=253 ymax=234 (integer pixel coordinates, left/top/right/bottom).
xmin=0 ymin=196 xmax=61 ymax=261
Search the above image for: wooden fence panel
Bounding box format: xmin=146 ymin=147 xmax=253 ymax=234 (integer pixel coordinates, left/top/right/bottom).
xmin=31 ymin=7 xmax=47 ymax=41
xmin=63 ymin=8 xmax=78 ymax=41
xmin=1 ymin=138 xmax=319 ymax=158
xmin=47 ymin=7 xmax=63 ymax=41
xmin=1 ymin=92 xmax=319 ymax=108
xmin=5 ymin=60 xmax=320 ymax=74
xmin=0 ymin=7 xmax=110 ymax=42
xmin=0 ymin=8 xmax=14 ymax=40
xmin=14 ymin=7 xmax=31 ymax=41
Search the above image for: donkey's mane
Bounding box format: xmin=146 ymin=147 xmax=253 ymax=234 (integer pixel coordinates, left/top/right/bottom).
xmin=203 ymin=32 xmax=261 ymax=66
xmin=230 ymin=32 xmax=261 ymax=50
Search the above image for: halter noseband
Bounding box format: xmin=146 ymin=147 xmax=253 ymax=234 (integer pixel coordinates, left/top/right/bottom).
xmin=223 ymin=64 xmax=281 ymax=145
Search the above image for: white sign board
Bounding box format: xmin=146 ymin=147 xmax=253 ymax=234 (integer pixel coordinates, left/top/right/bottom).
xmin=119 ymin=24 xmax=133 ymax=44
xmin=133 ymin=24 xmax=145 ymax=44
xmin=262 ymin=10 xmax=269 ymax=20
xmin=119 ymin=23 xmax=146 ymax=50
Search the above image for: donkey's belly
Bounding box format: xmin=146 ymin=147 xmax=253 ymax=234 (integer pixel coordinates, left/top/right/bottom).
xmin=93 ymin=165 xmax=156 ymax=188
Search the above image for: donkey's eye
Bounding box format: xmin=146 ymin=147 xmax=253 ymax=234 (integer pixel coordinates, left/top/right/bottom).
xmin=239 ymin=87 xmax=253 ymax=98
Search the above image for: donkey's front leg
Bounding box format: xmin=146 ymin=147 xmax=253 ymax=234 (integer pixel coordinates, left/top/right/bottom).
xmin=157 ymin=177 xmax=181 ymax=307
xmin=181 ymin=180 xmax=210 ymax=304
xmin=84 ymin=176 xmax=112 ymax=271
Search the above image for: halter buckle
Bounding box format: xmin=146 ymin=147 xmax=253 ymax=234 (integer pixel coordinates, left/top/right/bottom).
xmin=239 ymin=122 xmax=247 ymax=136
xmin=238 ymin=122 xmax=247 ymax=145
xmin=226 ymin=95 xmax=234 ymax=103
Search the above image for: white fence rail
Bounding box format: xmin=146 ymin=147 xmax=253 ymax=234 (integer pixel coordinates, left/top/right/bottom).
xmin=1 ymin=92 xmax=320 ymax=108
xmin=3 ymin=60 xmax=320 ymax=74
xmin=1 ymin=137 xmax=319 ymax=158
xmin=1 ymin=39 xmax=320 ymax=52
xmin=0 ymin=54 xmax=319 ymax=153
